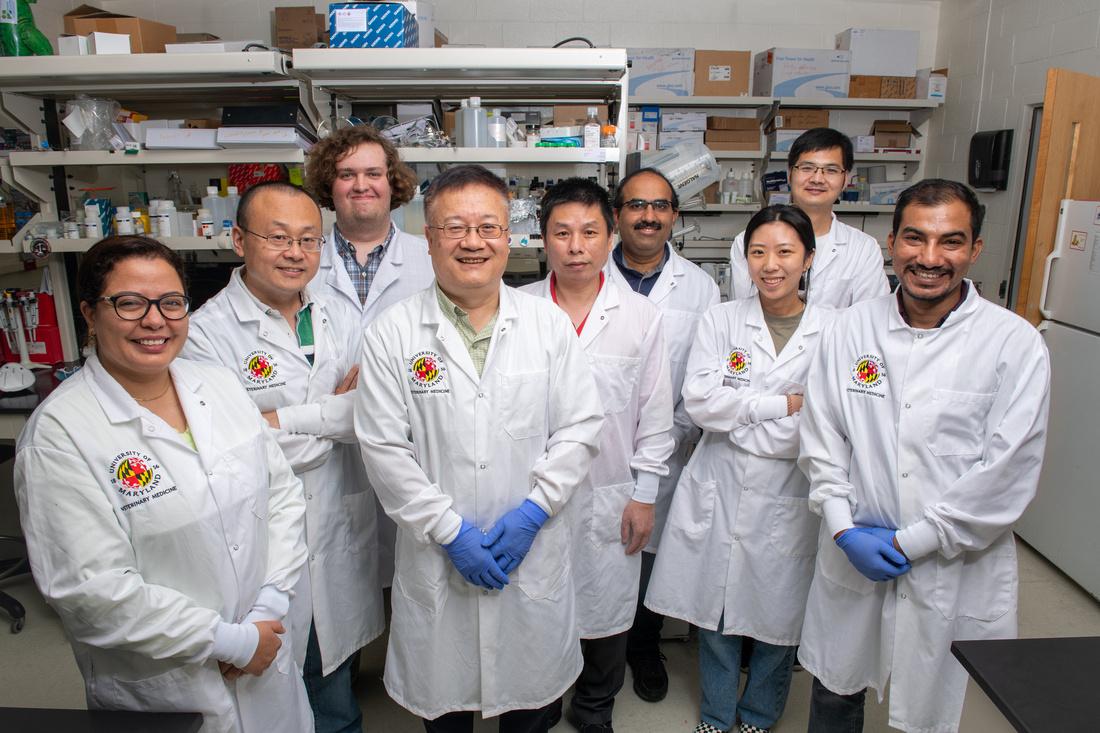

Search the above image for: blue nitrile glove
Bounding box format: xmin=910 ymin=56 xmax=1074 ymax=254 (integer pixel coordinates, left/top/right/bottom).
xmin=481 ymin=499 xmax=550 ymax=574
xmin=443 ymin=521 xmax=509 ymax=590
xmin=836 ymin=528 xmax=911 ymax=582
xmin=854 ymin=525 xmax=904 ymax=549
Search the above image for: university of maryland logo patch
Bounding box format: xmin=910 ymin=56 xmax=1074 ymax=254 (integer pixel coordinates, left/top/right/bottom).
xmin=407 ymin=350 xmax=447 ymax=389
xmin=244 ymin=350 xmax=278 ymax=386
xmin=850 ymin=354 xmax=887 ymax=390
xmin=724 ymin=347 xmax=751 ymax=383
xmin=109 ymin=450 xmax=162 ymax=499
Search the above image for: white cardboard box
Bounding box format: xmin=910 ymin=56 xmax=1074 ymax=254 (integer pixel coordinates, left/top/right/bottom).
xmin=658 ymin=130 xmax=704 ymax=149
xmin=217 ymin=127 xmax=314 ymax=149
xmin=836 ymin=28 xmax=919 ymax=77
xmin=57 ymin=35 xmax=89 ymax=56
xmin=144 ymin=128 xmax=221 ymax=150
xmin=768 ymin=129 xmax=806 ymax=153
xmin=916 ymin=68 xmax=948 ymax=101
xmin=88 ymin=31 xmax=131 ymax=55
xmin=660 ymin=112 xmax=707 ymax=132
xmin=753 ymin=48 xmax=850 ymax=99
xmin=869 ymin=181 xmax=909 ymax=204
xmin=628 ymin=48 xmax=694 ymax=98
xmin=852 ymin=135 xmax=875 ymax=153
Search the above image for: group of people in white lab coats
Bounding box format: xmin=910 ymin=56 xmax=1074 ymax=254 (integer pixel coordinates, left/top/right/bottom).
xmin=13 ymin=122 xmax=1050 ymax=733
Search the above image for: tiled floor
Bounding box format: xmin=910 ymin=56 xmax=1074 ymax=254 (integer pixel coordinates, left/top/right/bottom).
xmin=1 ymin=539 xmax=1098 ymax=732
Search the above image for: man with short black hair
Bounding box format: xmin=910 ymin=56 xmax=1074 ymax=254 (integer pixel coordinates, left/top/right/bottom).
xmin=797 ymin=178 xmax=1050 ymax=733
xmin=729 ymin=128 xmax=888 ymax=307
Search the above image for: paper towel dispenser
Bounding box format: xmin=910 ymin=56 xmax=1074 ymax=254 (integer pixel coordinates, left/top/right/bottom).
xmin=968 ymin=130 xmax=1013 ymax=191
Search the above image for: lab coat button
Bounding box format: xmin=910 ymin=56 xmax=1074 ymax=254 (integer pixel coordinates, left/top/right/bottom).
xmin=917 ymin=334 xmax=924 ymax=339
xmin=479 ymin=463 xmax=487 ymax=469
xmin=732 ymin=534 xmax=741 ymax=542
xmin=478 ymin=392 xmax=485 ymax=398
xmin=232 ymin=544 xmax=239 ymax=551
xmin=902 ymin=472 xmax=909 ymax=478
xmin=307 ymin=494 xmax=313 ymax=500
xmin=900 ymin=593 xmax=908 ymax=600
xmin=905 ymin=403 xmax=911 ymax=409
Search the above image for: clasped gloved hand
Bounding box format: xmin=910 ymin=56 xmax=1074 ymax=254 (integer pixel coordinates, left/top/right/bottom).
xmin=443 ymin=521 xmax=509 ymax=590
xmin=482 ymin=499 xmax=549 ymax=574
xmin=836 ymin=527 xmax=911 ymax=582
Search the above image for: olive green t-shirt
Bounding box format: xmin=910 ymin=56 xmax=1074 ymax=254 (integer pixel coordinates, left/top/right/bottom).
xmin=762 ymin=307 xmax=805 ymax=355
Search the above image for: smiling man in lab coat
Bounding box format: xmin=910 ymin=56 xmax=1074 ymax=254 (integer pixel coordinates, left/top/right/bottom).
xmin=729 ymin=128 xmax=889 ymax=307
xmin=522 ymin=177 xmax=674 ymax=732
xmin=797 ymin=178 xmax=1051 ymax=733
xmin=355 ymin=165 xmax=605 ymax=732
xmin=183 ymin=182 xmax=380 ymax=733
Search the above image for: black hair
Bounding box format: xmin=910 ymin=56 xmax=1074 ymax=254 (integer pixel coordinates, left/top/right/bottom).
xmin=423 ymin=165 xmax=509 ymax=222
xmin=892 ymin=178 xmax=985 ymax=239
xmin=788 ymin=128 xmax=854 ymax=173
xmin=78 ymin=235 xmax=187 ymax=305
xmin=612 ymin=167 xmax=680 ymax=211
xmin=236 ymin=181 xmax=320 ymax=232
xmin=743 ymin=204 xmax=816 ymax=295
xmin=539 ymin=178 xmax=614 ymax=239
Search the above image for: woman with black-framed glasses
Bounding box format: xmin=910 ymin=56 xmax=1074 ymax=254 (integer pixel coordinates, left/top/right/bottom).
xmin=14 ymin=235 xmax=314 ymax=732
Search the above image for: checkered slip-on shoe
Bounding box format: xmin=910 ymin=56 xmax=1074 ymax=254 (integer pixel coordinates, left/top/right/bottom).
xmin=693 ymin=723 xmax=725 ymax=733
xmin=738 ymin=723 xmax=770 ymax=733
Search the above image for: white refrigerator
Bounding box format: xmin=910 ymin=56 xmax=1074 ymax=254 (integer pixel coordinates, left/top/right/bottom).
xmin=1016 ymin=199 xmax=1100 ymax=599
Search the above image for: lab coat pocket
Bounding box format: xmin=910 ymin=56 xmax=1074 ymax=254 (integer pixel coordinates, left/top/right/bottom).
xmin=498 ymin=369 xmax=550 ymax=440
xmin=769 ymin=496 xmax=821 ymax=558
xmin=517 ymin=514 xmax=569 ymax=600
xmin=395 ymin=538 xmax=448 ymax=615
xmin=925 ymin=389 xmax=994 ymax=457
xmin=670 ymin=471 xmax=717 ymax=541
xmin=342 ymin=490 xmax=374 ymax=553
xmin=93 ymin=661 xmax=223 ymax=715
xmin=817 ymin=531 xmax=876 ymax=596
xmin=588 ymin=482 xmax=634 ymax=547
xmin=933 ymin=540 xmax=1017 ymax=622
xmin=590 ymin=354 xmax=641 ymax=415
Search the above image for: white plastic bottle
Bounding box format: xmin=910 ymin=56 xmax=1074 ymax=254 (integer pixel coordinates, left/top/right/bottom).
xmin=454 ymin=98 xmax=467 ymax=145
xmin=224 ymin=185 xmax=241 ymax=226
xmin=114 ymin=206 xmax=135 ymax=235
xmin=197 ymin=208 xmax=215 ymax=238
xmin=201 ymin=186 xmax=223 ymax=235
xmin=487 ymin=108 xmax=508 ymax=148
xmin=83 ymin=203 xmax=102 ymax=239
xmin=583 ymin=107 xmax=602 ymax=149
xmin=460 ymin=97 xmax=489 ymax=147
xmin=719 ymin=169 xmax=738 ymax=204
xmin=738 ymin=171 xmax=754 ymax=202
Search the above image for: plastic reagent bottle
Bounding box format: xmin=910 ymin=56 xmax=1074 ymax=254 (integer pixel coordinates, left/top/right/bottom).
xmin=583 ymin=107 xmax=601 ymax=149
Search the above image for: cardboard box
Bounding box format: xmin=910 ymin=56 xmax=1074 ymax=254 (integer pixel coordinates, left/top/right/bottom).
xmin=434 ymin=29 xmax=448 ymax=47
xmin=917 ymin=67 xmax=948 ymax=101
xmin=275 ymin=7 xmax=322 ymax=49
xmin=553 ymin=105 xmax=609 ymax=127
xmin=852 ymin=135 xmax=875 ymax=153
xmin=658 ymin=130 xmax=704 ymax=149
xmin=849 ymin=75 xmax=916 ymax=99
xmin=704 ymin=129 xmax=759 ymax=143
xmin=175 ymin=33 xmax=220 ymax=43
xmin=185 ymin=119 xmax=221 ymax=129
xmin=328 ymin=2 xmax=419 ymax=48
xmin=870 ymin=120 xmax=919 ymax=148
xmin=627 ymin=48 xmax=694 ymax=98
xmin=144 ymin=128 xmax=220 ymax=150
xmin=57 ymin=35 xmax=89 ymax=56
xmin=753 ymin=48 xmax=849 ymax=98
xmin=768 ymin=129 xmax=806 ymax=153
xmin=707 ymin=116 xmax=758 ymax=131
xmin=766 ymin=108 xmax=830 ymax=133
xmin=88 ymin=31 xmax=131 ymax=55
xmin=165 ymin=40 xmax=264 ymax=54
xmin=640 ymin=106 xmax=660 ymax=133
xmin=217 ymin=127 xmax=314 ymax=149
xmin=64 ymin=4 xmax=177 ymax=53
xmin=869 ymin=181 xmax=908 ymax=204
xmin=693 ymin=50 xmax=751 ymax=97
xmin=705 ymin=140 xmax=761 ymax=152
xmin=836 ymin=28 xmax=919 ymax=77
xmin=660 ymin=112 xmax=707 ymax=132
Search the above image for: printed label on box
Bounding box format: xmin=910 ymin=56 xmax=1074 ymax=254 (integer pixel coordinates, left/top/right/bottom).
xmin=709 ymin=65 xmax=732 ymax=82
xmin=335 ymin=9 xmax=367 ymax=32
xmin=1070 ymin=230 xmax=1087 ymax=251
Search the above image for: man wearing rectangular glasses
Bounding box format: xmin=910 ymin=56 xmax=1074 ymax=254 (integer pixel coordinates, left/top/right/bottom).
xmin=607 ymin=168 xmax=721 ymax=706
xmin=182 ymin=181 xmax=376 ymax=733
xmin=729 ymin=128 xmax=889 ymax=308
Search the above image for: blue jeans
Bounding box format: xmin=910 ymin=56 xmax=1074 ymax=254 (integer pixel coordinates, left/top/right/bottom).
xmin=304 ymin=621 xmax=363 ymax=733
xmin=807 ymin=676 xmax=865 ymax=733
xmin=698 ymin=623 xmax=797 ymax=731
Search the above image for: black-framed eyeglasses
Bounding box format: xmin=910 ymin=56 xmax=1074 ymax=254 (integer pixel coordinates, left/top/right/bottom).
xmin=791 ymin=163 xmax=847 ymax=177
xmin=241 ymin=227 xmax=326 ymax=252
xmin=428 ymin=223 xmax=509 ymax=240
xmin=623 ymin=199 xmax=674 ymax=213
xmin=98 ymin=293 xmax=191 ymax=321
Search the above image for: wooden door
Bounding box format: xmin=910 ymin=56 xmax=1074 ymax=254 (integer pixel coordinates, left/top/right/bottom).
xmin=1016 ymin=68 xmax=1100 ymax=325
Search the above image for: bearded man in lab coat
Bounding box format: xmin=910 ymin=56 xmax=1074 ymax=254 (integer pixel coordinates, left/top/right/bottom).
xmin=797 ymin=179 xmax=1051 ymax=733
xmin=355 ymin=164 xmax=605 ymax=733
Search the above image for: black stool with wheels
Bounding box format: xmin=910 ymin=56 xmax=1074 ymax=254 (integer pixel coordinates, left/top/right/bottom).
xmin=0 ymin=535 xmax=28 ymax=633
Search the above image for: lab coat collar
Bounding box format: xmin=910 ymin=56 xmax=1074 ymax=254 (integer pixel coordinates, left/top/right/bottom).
xmin=646 ymin=244 xmax=687 ymax=304
xmin=746 ymin=297 xmax=825 ymax=366
xmin=84 ymin=351 xmax=206 ymax=430
xmin=420 ymin=282 xmax=517 ymax=383
xmin=888 ymin=278 xmax=980 ymax=332
xmin=810 ymin=214 xmax=843 ymax=274
xmin=526 ymin=273 xmax=616 ymax=346
xmin=226 ymin=267 xmax=318 ymax=357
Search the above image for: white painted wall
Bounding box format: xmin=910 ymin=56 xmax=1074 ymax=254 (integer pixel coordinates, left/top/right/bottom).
xmin=924 ymin=0 xmax=1100 ymax=304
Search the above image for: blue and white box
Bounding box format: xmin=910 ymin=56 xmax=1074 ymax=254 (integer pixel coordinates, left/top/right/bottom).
xmin=628 ymin=48 xmax=694 ymax=98
xmin=753 ymin=48 xmax=850 ymax=99
xmin=329 ymin=2 xmax=419 ymax=49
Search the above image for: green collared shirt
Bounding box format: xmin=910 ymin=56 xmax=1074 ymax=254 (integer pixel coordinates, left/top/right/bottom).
xmin=435 ymin=284 xmax=497 ymax=376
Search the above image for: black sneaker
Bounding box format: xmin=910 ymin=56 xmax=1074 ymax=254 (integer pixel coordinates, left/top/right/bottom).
xmin=579 ymin=724 xmax=613 ymax=732
xmin=627 ymin=651 xmax=669 ymax=702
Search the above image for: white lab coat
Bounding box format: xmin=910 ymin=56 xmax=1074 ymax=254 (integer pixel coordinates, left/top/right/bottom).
xmin=647 ymin=297 xmax=829 ymax=645
xmin=729 ymin=214 xmax=889 ymax=307
xmin=313 ymin=225 xmax=436 ymax=584
xmin=14 ymin=355 xmax=312 ymax=733
xmin=606 ymin=245 xmax=721 ymax=552
xmin=797 ymin=284 xmax=1050 ymax=733
xmin=520 ymin=276 xmax=674 ymax=638
xmin=355 ymin=283 xmax=605 ymax=719
xmin=182 ymin=268 xmax=384 ymax=676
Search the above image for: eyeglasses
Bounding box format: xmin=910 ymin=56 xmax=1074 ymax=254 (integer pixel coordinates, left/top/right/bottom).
xmin=241 ymin=228 xmax=326 ymax=252
xmin=429 ymin=224 xmax=509 ymax=240
xmin=623 ymin=199 xmax=674 ymax=213
xmin=98 ymin=293 xmax=191 ymax=321
xmin=792 ymin=163 xmax=847 ymax=177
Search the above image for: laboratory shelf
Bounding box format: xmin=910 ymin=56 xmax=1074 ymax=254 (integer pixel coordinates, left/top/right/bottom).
xmin=684 ymin=203 xmax=894 ymax=215
xmin=398 ymin=147 xmax=620 ymax=164
xmin=711 ymin=150 xmax=765 ymax=160
xmin=8 ymin=149 xmax=306 ymax=167
xmin=629 ymin=96 xmax=775 ymax=108
xmin=26 ymin=235 xmax=237 ymax=253
xmin=775 ymin=97 xmax=941 ymax=110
